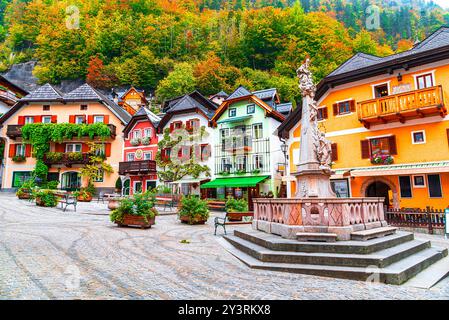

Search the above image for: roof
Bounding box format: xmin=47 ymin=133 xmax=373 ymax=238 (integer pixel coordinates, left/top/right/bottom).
xmin=162 ymin=90 xmax=217 ymax=113
xmin=0 ymin=74 xmax=28 ymax=96
xmin=317 ymin=26 xmax=449 ymax=100
xmin=225 ymin=86 xmax=252 ymax=101
xmin=168 ymin=95 xmax=215 ymax=119
xmin=276 ymin=102 xmax=302 ymax=139
xmin=275 ymin=102 xmax=293 ymax=116
xmin=123 ymin=106 xmax=161 ymax=135
xmin=0 ymin=83 xmax=131 ymax=125
xmin=21 ymin=83 xmax=64 ymax=101
xmin=253 ymin=88 xmax=278 ymax=101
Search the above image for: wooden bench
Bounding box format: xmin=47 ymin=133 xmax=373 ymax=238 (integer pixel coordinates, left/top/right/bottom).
xmin=58 ymin=194 xmax=77 ymax=212
xmin=156 ymin=197 xmax=176 ymax=211
xmin=214 ymin=211 xmax=254 ymax=235
xmin=207 ymin=200 xmax=226 ymax=211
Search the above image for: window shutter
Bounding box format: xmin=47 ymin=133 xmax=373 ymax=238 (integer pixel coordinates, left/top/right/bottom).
xmin=361 ymin=140 xmax=371 ymax=159
xmin=8 ymin=144 xmax=16 ymax=158
xmin=331 ymin=143 xmax=338 ymax=161
xmin=55 ymin=143 xmax=65 ymax=153
xmin=25 ymin=144 xmax=32 ymax=157
xmin=18 ymin=116 xmax=25 ymax=125
xmin=69 ymin=115 xmax=75 ymax=123
xmin=87 ymin=115 xmax=94 ymax=124
xmin=169 ymin=123 xmax=174 ymax=133
xmin=322 ymin=107 xmax=328 ymax=119
xmin=332 ymin=103 xmax=338 ymax=116
xmin=105 ymin=143 xmax=111 ymax=157
xmin=51 ymin=115 xmax=57 ymax=123
xmin=82 ymin=143 xmax=89 ymax=153
xmin=350 ymin=100 xmax=356 ymax=112
xmin=178 ymin=147 xmax=183 ymax=158
xmin=34 ymin=116 xmax=42 ymax=123
xmin=388 ymin=135 xmax=397 ymax=155
xmin=103 ymin=115 xmax=109 ymax=124
xmin=447 ymin=128 xmax=449 ymax=147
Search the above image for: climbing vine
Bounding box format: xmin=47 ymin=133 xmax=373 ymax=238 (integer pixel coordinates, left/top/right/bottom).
xmin=21 ymin=123 xmax=111 ymax=180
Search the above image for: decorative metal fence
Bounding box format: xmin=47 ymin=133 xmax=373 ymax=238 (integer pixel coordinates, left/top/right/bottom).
xmin=385 ymin=206 xmax=446 ymax=234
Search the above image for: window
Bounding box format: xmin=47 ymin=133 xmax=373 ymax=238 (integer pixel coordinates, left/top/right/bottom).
xmin=42 ymin=116 xmax=52 ymax=123
xmin=333 ymin=100 xmax=355 ymax=116
xmin=144 ymin=152 xmax=152 ymax=160
xmin=220 ymin=128 xmax=230 ymax=150
xmin=416 ymin=73 xmax=434 ymax=90
xmin=221 ymin=157 xmax=231 ymax=173
xmin=373 ymin=84 xmax=389 ymax=98
xmin=370 ymin=137 xmax=391 ymax=156
xmin=411 ymin=130 xmax=426 ymax=144
xmin=134 ymin=181 xmax=142 ymax=193
xmin=338 ymin=101 xmax=350 ymax=114
xmin=399 ymin=176 xmax=412 ymax=198
xmin=253 ymin=154 xmax=264 ymax=170
xmin=428 ymin=174 xmax=442 ymax=198
xmin=93 ymin=169 xmax=104 ymax=182
xmin=252 ymin=123 xmax=263 ymax=139
xmin=12 ymin=172 xmax=32 ymax=188
xmin=144 ymin=128 xmax=152 ymax=138
xmin=24 ymin=116 xmax=34 ymax=124
xmin=43 ymin=105 xmax=50 ymax=111
xmin=412 ymin=175 xmax=426 ymax=188
xmin=200 ymin=144 xmax=210 ymax=161
xmin=127 ymin=153 xmax=135 ymax=162
xmin=361 ymin=136 xmax=397 ymax=159
xmin=331 ymin=179 xmax=350 ymax=198
xmin=75 ymin=115 xmax=85 ymax=124
xmin=133 ymin=130 xmax=142 ymax=139
xmin=173 ymin=121 xmax=182 ymax=130
xmin=236 ymin=156 xmax=247 ymax=172
xmin=15 ymin=144 xmax=25 ymax=157
xmin=181 ymin=183 xmax=190 ymax=195
xmin=317 ymin=107 xmax=328 ymax=121
xmin=66 ymin=144 xmax=82 ymax=153
xmin=247 ymin=104 xmax=255 ymax=114
xmin=95 ymin=144 xmax=105 ymax=157
xmin=94 ymin=115 xmax=105 ymax=123
xmin=229 ymin=108 xmax=236 ymax=117
xmin=80 ymin=105 xmax=88 ymax=110
xmin=146 ymin=180 xmax=156 ymax=191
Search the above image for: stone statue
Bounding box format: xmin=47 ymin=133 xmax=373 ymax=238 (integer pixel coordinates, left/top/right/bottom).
xmin=296 ymin=57 xmax=316 ymax=99
xmin=316 ymin=131 xmax=332 ymax=173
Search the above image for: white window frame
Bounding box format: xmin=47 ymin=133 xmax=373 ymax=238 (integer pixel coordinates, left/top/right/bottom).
xmin=66 ymin=143 xmax=82 ymax=153
xmin=412 ymin=175 xmax=426 ymax=188
xmin=93 ymin=169 xmax=104 ymax=182
xmin=413 ymin=70 xmax=436 ymax=90
xmin=145 ymin=180 xmax=156 ymax=191
xmin=42 ymin=116 xmax=52 ymax=123
xmin=411 ymin=130 xmax=426 ymax=144
xmin=371 ymin=81 xmax=391 ymax=99
xmin=317 ymin=106 xmax=327 ymax=122
xmin=93 ymin=115 xmax=105 ymax=123
xmin=252 ymin=123 xmax=263 ymax=140
xmin=144 ymin=128 xmax=152 ymax=138
xmin=253 ymin=154 xmax=264 ymax=170
xmin=143 ymin=151 xmax=153 ymax=160
xmin=229 ymin=108 xmax=236 ymax=117
xmin=127 ymin=153 xmax=135 ymax=162
xmin=133 ymin=129 xmax=142 ymax=139
xmin=236 ymin=155 xmax=247 ymax=171
xmin=133 ymin=181 xmax=142 ymax=193
xmin=16 ymin=144 xmax=26 ymax=157
xmin=24 ymin=116 xmax=34 ymax=124
xmin=75 ymin=115 xmax=85 ymax=124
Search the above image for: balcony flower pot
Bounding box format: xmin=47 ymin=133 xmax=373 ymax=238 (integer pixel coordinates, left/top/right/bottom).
xmin=110 ymin=192 xmax=158 ymax=229
xmin=12 ymin=155 xmax=26 ymax=163
xmin=371 ymin=154 xmax=394 ymax=165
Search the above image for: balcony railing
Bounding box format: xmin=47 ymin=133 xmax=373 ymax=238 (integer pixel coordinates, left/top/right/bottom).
xmin=222 ymin=136 xmax=253 ymax=152
xmin=357 ymin=85 xmax=446 ymax=128
xmin=0 ymin=90 xmax=19 ymax=103
xmin=6 ymin=123 xmax=117 ymax=139
xmin=119 ymin=160 xmax=157 ymax=175
xmin=43 ymin=153 xmax=90 ymax=167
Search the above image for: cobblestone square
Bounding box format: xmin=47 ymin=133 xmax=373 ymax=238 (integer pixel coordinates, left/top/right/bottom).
xmin=0 ymin=193 xmax=448 ymax=300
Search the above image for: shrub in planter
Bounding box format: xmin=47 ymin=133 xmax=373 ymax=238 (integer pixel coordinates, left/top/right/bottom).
xmin=67 ymin=152 xmax=83 ymax=161
xmin=115 ymin=177 xmax=122 ymax=193
xmin=45 ymin=152 xmax=63 ymax=162
xmin=35 ymin=190 xmax=58 ymax=207
xmin=225 ymin=197 xmax=249 ymax=221
xmin=141 ymin=136 xmax=150 ymax=145
xmin=75 ymin=189 xmax=92 ymax=202
xmin=110 ymin=192 xmax=158 ymax=228
xmin=12 ymin=155 xmax=26 ymax=162
xmin=16 ymin=180 xmax=35 ymax=199
xmin=130 ymin=138 xmax=140 ymax=146
xmin=178 ymin=196 xmax=210 ymax=225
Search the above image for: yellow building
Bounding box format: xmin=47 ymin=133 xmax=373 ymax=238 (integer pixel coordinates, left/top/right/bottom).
xmin=278 ymin=27 xmax=449 ymax=210
xmin=0 ymin=83 xmax=131 ymax=192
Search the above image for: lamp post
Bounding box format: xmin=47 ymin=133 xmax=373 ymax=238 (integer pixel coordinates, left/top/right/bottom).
xmin=280 ymin=140 xmax=288 ymax=174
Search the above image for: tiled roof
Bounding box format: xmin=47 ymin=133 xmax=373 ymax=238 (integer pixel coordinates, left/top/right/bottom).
xmin=21 ymin=83 xmax=63 ymax=101
xmin=168 ymin=94 xmax=215 ymax=119
xmin=63 ymin=83 xmax=103 ymax=100
xmin=214 ymin=90 xmax=228 ymax=97
xmin=225 ymin=85 xmax=252 ymax=101
xmin=134 ymin=106 xmax=161 ymax=126
xmin=329 ymin=27 xmax=449 ymax=77
xmin=275 ymin=102 xmax=293 ymax=116
xmin=253 ymin=88 xmax=277 ymax=100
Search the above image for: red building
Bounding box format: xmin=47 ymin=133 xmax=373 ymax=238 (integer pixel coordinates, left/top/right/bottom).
xmin=119 ymin=107 xmax=160 ymax=195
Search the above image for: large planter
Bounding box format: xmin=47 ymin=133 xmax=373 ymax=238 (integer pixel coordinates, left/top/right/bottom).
xmin=17 ymin=191 xmax=31 ymax=200
xmin=77 ymin=194 xmax=93 ymax=202
xmin=35 ymin=197 xmax=57 ymax=207
xmin=115 ymin=214 xmax=155 ymax=229
xmin=108 ymin=199 xmax=121 ymax=211
xmin=179 ymin=215 xmax=208 ymax=225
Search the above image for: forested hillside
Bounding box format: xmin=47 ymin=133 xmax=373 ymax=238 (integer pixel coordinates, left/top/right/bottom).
xmin=0 ymin=0 xmax=447 ymax=103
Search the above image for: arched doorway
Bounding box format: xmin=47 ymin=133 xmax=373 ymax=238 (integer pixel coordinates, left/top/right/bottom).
xmin=366 ymin=181 xmax=391 ymax=207
xmin=123 ymin=179 xmax=130 ymax=196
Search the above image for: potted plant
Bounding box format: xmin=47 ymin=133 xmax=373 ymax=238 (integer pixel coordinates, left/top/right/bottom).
xmin=371 ymin=153 xmax=394 ymax=165
xmin=141 ymin=136 xmax=150 ymax=145
xmin=12 ymin=155 xmax=26 ymax=162
xmin=178 ymin=196 xmax=210 ymax=225
xmin=16 ymin=180 xmax=34 ymax=199
xmin=110 ymin=192 xmax=158 ymax=228
xmin=35 ymin=190 xmax=58 ymax=207
xmin=130 ymin=138 xmax=140 ymax=146
xmin=225 ymin=197 xmax=249 ymax=221
xmin=115 ymin=177 xmax=122 ymax=194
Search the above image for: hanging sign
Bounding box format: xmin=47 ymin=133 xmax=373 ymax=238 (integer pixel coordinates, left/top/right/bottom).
xmin=135 ymin=149 xmax=143 ymax=160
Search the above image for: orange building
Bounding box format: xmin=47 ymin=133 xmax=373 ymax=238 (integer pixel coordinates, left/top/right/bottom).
xmin=0 ymin=83 xmax=131 ymax=192
xmin=112 ymin=86 xmax=148 ymax=115
xmin=278 ymin=27 xmax=449 ymax=210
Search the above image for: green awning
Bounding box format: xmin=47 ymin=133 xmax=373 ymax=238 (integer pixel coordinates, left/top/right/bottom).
xmin=200 ymin=176 xmax=270 ymax=188
xmin=216 ymin=115 xmax=252 ymax=124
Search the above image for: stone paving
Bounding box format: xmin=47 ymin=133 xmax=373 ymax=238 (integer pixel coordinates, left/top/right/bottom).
xmin=1 ymin=192 xmax=449 ymax=300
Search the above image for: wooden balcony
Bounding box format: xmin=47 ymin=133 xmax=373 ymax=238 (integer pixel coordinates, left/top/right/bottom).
xmin=43 ymin=153 xmax=90 ymax=167
xmin=357 ymin=85 xmax=446 ymax=128
xmin=119 ymin=160 xmax=157 ymax=175
xmin=6 ymin=124 xmax=117 ymax=139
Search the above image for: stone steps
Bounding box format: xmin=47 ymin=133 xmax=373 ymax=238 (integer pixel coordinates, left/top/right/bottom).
xmin=224 ymin=234 xmax=431 ymax=268
xmin=221 ymin=229 xmax=448 ymax=285
xmin=296 ymin=232 xmax=338 ymax=242
xmin=403 ymin=255 xmax=449 ymax=289
xmin=351 ymin=227 xmax=398 ymax=241
xmin=234 ymin=229 xmax=414 ymax=254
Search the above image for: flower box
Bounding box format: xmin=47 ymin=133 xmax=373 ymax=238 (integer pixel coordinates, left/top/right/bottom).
xmin=370 ymin=154 xmax=394 ymax=165
xmin=115 ymin=214 xmax=155 ymax=229
xmin=180 ymin=215 xmax=207 ymax=225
